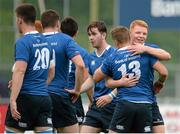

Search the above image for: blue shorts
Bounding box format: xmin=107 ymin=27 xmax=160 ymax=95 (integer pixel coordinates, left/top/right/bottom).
xmin=109 ymin=100 xmax=153 ymax=133
xmin=83 ymin=101 xmax=115 ymax=132
xmin=5 ymin=94 xmax=52 ymax=131
xmin=152 ymin=102 xmax=164 ymax=126
xmin=50 ymin=93 xmax=78 ymax=128
xmin=74 ymin=95 xmax=84 ymax=125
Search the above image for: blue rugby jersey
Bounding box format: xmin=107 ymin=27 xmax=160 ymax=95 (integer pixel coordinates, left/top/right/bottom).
xmin=15 ymin=31 xmax=52 ymax=96
xmin=145 ymin=43 xmax=160 ymax=103
xmin=88 ymin=45 xmax=116 ymax=101
xmin=68 ymin=43 xmax=89 ymax=89
xmin=101 ymin=46 xmax=158 ymax=103
xmin=44 ymin=32 xmax=80 ymax=97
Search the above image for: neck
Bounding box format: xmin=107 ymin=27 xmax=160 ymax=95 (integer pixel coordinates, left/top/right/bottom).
xmin=96 ymin=41 xmax=109 ymax=55
xmin=117 ymin=42 xmax=129 ymax=49
xmin=43 ymin=27 xmax=58 ymax=33
xmin=22 ymin=25 xmax=36 ymax=35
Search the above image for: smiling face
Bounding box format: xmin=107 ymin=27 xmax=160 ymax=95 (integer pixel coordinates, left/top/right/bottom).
xmin=130 ymin=25 xmax=148 ymax=45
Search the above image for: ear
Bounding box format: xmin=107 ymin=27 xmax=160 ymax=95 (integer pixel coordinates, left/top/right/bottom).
xmin=56 ymin=20 xmax=61 ymax=31
xmin=102 ymin=32 xmax=106 ymax=39
xmin=17 ymin=17 xmax=23 ymax=24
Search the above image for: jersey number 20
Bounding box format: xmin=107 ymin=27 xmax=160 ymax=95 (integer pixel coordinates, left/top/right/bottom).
xmin=33 ymin=48 xmax=50 ymax=70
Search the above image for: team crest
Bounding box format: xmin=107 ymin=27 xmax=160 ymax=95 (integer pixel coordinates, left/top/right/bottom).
xmin=91 ymin=60 xmax=95 ymax=66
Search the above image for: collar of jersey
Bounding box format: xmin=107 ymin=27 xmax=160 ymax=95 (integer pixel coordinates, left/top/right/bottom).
xmin=43 ymin=32 xmax=58 ymax=35
xmin=24 ymin=31 xmax=39 ymax=35
xmin=117 ymin=46 xmax=128 ymax=51
xmin=95 ymin=45 xmax=111 ymax=57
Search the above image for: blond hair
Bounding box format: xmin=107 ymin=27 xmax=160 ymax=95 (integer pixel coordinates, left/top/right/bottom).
xmin=111 ymin=26 xmax=130 ymax=44
xmin=130 ymin=20 xmax=148 ymax=31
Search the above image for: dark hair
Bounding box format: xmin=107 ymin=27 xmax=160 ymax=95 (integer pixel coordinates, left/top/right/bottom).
xmin=41 ymin=9 xmax=60 ymax=28
xmin=87 ymin=21 xmax=107 ymax=35
xmin=61 ymin=17 xmax=78 ymax=37
xmin=16 ymin=3 xmax=36 ymax=24
xmin=111 ymin=26 xmax=130 ymax=44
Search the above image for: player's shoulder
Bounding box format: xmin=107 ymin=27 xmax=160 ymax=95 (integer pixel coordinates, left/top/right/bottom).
xmin=58 ymin=32 xmax=74 ymax=41
xmin=145 ymin=42 xmax=159 ymax=48
xmin=107 ymin=45 xmax=116 ymax=52
xmin=77 ymin=45 xmax=89 ymax=55
xmin=16 ymin=35 xmax=29 ymax=46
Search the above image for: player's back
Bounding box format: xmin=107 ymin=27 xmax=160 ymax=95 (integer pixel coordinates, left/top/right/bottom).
xmin=16 ymin=32 xmax=52 ymax=96
xmin=102 ymin=47 xmax=158 ymax=103
xmin=44 ymin=32 xmax=80 ymax=97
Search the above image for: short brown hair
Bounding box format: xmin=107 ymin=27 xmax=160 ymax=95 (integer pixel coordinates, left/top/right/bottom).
xmin=16 ymin=3 xmax=36 ymax=24
xmin=130 ymin=20 xmax=148 ymax=31
xmin=41 ymin=9 xmax=60 ymax=28
xmin=111 ymin=26 xmax=130 ymax=44
xmin=87 ymin=21 xmax=107 ymax=36
xmin=61 ymin=17 xmax=78 ymax=37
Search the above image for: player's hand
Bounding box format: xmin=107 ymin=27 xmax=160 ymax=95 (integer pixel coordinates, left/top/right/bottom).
xmin=10 ymin=100 xmax=21 ymax=121
xmin=8 ymin=80 xmax=12 ymax=89
xmin=127 ymin=43 xmax=145 ymax=55
xmin=153 ymin=80 xmax=164 ymax=94
xmin=120 ymin=74 xmax=139 ymax=87
xmin=65 ymin=89 xmax=80 ymax=103
xmin=96 ymin=95 xmax=112 ymax=107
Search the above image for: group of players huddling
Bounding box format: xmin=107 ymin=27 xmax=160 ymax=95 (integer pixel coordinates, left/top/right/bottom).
xmin=5 ymin=3 xmax=171 ymax=133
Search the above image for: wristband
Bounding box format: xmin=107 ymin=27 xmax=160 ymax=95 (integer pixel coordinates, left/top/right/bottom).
xmin=108 ymin=92 xmax=116 ymax=99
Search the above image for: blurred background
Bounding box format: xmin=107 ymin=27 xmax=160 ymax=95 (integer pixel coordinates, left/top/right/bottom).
xmin=0 ymin=0 xmax=180 ymax=132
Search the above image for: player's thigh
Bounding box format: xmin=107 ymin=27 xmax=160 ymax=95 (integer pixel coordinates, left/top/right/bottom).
xmin=134 ymin=103 xmax=153 ymax=133
xmin=152 ymin=102 xmax=165 ymax=133
xmin=80 ymin=125 xmax=101 ymax=133
xmin=101 ymin=102 xmax=116 ymax=132
xmin=153 ymin=125 xmax=165 ymax=133
xmin=57 ymin=123 xmax=79 ymax=133
xmin=5 ymin=126 xmax=25 ymax=133
xmin=5 ymin=95 xmax=35 ymax=131
xmin=35 ymin=96 xmax=53 ymax=128
xmin=74 ymin=96 xmax=85 ymax=125
xmin=109 ymin=100 xmax=135 ymax=133
xmin=50 ymin=93 xmax=77 ymax=128
xmin=82 ymin=102 xmax=102 ymax=132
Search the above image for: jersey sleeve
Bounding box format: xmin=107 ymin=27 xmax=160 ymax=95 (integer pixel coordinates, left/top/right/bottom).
xmin=149 ymin=54 xmax=158 ymax=67
xmin=15 ymin=39 xmax=30 ymax=62
xmin=146 ymin=43 xmax=160 ymax=49
xmin=82 ymin=52 xmax=90 ymax=69
xmin=66 ymin=39 xmax=80 ymax=59
xmin=87 ymin=56 xmax=93 ymax=76
xmin=101 ymin=56 xmax=112 ymax=76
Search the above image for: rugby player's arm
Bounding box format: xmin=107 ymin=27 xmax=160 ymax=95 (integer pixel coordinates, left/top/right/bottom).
xmin=10 ymin=61 xmax=27 ymax=102
xmin=144 ymin=46 xmax=171 ymax=60
xmin=105 ymin=75 xmax=138 ymax=88
xmin=153 ymin=60 xmax=168 ymax=83
xmin=105 ymin=76 xmax=123 ymax=88
xmin=93 ymin=67 xmax=106 ymax=83
xmin=86 ymin=88 xmax=94 ymax=104
xmin=46 ymin=59 xmax=55 ymax=85
xmin=80 ymin=75 xmax=94 ymax=93
xmin=83 ymin=69 xmax=94 ymax=103
xmin=71 ymin=54 xmax=85 ymax=93
xmin=153 ymin=60 xmax=168 ymax=93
